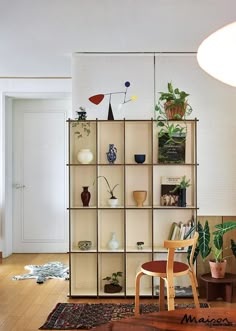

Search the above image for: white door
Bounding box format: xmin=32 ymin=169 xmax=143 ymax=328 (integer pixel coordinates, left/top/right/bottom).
xmin=12 ymin=99 xmax=69 ymax=252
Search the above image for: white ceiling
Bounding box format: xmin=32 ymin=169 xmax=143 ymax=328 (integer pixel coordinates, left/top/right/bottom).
xmin=1 ymin=0 xmax=236 ymax=77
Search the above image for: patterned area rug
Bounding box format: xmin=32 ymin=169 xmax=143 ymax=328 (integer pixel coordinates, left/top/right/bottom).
xmin=39 ymin=302 xmax=210 ymax=330
xmin=12 ymin=262 xmax=69 ymax=284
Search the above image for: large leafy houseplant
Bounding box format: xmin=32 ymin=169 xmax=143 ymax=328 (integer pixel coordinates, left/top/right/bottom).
xmin=196 ymin=220 xmax=236 ymax=263
xmin=155 ymin=82 xmax=193 ymax=144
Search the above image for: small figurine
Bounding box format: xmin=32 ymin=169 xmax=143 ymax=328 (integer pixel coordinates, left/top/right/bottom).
xmin=137 ymin=241 xmax=144 ymax=250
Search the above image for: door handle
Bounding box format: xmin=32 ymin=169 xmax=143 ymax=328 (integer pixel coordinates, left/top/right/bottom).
xmin=14 ymin=184 xmax=26 ymax=189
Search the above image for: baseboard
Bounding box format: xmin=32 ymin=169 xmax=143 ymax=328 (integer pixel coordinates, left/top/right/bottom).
xmin=0 ymin=251 xmax=2 ymax=262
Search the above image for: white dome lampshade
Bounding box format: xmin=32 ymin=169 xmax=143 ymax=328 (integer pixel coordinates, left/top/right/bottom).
xmin=197 ymin=21 xmax=236 ymax=87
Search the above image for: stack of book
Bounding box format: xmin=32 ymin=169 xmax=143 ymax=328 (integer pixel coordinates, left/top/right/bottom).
xmin=168 ymin=220 xmax=194 ymax=241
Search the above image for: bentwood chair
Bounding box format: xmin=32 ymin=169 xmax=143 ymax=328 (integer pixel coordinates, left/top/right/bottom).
xmin=134 ymin=232 xmax=199 ymax=315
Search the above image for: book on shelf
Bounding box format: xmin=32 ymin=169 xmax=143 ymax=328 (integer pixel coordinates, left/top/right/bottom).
xmin=160 ymin=176 xmax=181 ymax=206
xmin=158 ymin=133 xmax=186 ymax=164
xmin=168 ymin=219 xmax=195 ymax=242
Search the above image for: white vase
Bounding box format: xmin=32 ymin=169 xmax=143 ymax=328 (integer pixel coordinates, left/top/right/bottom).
xmin=77 ymin=149 xmax=93 ymax=164
xmin=108 ymin=198 xmax=118 ymax=207
xmin=108 ymin=232 xmax=119 ymax=250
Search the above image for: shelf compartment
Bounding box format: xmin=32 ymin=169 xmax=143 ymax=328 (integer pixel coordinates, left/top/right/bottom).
xmin=70 ymin=166 xmax=97 ymax=207
xmin=70 ymin=253 xmax=97 ymax=296
xmin=153 ymin=209 xmax=195 ymax=248
xmin=153 ymin=164 xmax=196 ymax=207
xmin=97 ymin=165 xmax=124 ymax=207
xmin=98 ymin=209 xmax=124 ymax=251
xmin=125 ymin=165 xmax=152 ymax=207
xmin=126 ymin=253 xmax=152 ymax=296
xmin=125 ymin=121 xmax=152 ymax=164
xmin=98 ymin=253 xmax=124 ymax=295
xmin=70 ymin=209 xmax=97 ymax=252
xmin=97 ymin=121 xmax=124 ymax=164
xmin=126 ymin=209 xmax=152 ymax=250
xmin=69 ymin=120 xmax=97 ymax=164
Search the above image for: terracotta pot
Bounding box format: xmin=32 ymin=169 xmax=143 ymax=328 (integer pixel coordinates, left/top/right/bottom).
xmin=164 ymin=101 xmax=186 ymax=120
xmin=133 ymin=190 xmax=147 ymax=207
xmin=209 ymin=259 xmax=227 ymax=278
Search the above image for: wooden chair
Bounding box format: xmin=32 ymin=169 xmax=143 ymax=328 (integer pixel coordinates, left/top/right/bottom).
xmin=134 ymin=232 xmax=199 ymax=315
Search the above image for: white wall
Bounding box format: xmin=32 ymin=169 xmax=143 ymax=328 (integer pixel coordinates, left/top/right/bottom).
xmin=0 ymin=79 xmax=72 ymax=255
xmin=72 ymin=53 xmax=236 ymax=216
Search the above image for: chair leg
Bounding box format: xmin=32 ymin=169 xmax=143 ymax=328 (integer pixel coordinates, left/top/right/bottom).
xmin=159 ymin=277 xmax=165 ymax=311
xmin=166 ymin=277 xmax=175 ymax=311
xmin=189 ymin=271 xmax=200 ymax=308
xmin=134 ymin=271 xmax=144 ymax=316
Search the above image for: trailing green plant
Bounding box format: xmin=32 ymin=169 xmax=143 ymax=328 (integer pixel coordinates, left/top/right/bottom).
xmin=186 ymin=220 xmax=236 ymax=263
xmin=155 ymin=82 xmax=193 ymax=144
xmin=72 ymin=106 xmax=91 ymax=139
xmin=103 ymin=271 xmax=123 ymax=285
xmin=95 ymin=176 xmax=119 ymax=199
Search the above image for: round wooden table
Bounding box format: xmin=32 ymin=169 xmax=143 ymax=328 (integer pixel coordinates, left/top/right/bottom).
xmin=94 ymin=308 xmax=236 ymax=331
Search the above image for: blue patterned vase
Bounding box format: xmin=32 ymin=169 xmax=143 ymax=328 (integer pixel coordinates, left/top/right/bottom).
xmin=106 ymin=144 xmax=117 ymax=164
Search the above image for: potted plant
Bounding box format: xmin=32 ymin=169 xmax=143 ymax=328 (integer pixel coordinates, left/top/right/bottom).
xmin=103 ymin=271 xmax=123 ymax=293
xmin=155 ymin=82 xmax=193 ymax=120
xmin=188 ymin=220 xmax=236 ymax=278
xmin=171 ymin=176 xmax=191 ymax=207
xmin=96 ymin=175 xmax=119 ymax=207
xmin=155 ymin=82 xmax=193 ymax=147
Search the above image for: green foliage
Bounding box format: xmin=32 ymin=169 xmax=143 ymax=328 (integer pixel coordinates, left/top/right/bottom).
xmin=171 ymin=176 xmax=191 ymax=193
xmin=155 ymin=82 xmax=193 ymax=145
xmin=96 ymin=176 xmax=118 ymax=199
xmin=103 ymin=271 xmax=123 ymax=285
xmin=187 ymin=220 xmax=236 ymax=263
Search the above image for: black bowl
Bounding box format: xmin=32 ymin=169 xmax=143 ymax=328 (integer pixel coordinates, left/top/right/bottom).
xmin=134 ymin=154 xmax=146 ymax=164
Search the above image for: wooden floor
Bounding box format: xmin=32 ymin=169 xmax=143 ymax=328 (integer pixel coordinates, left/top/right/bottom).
xmin=0 ymin=253 xmax=235 ymax=331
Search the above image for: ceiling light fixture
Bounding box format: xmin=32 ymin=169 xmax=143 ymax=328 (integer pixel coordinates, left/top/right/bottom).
xmin=197 ymin=21 xmax=236 ymax=87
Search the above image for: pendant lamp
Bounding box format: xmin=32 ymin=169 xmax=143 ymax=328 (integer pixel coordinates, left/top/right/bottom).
xmin=197 ymin=21 xmax=236 ymax=87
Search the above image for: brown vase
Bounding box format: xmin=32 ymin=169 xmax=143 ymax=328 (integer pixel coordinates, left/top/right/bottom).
xmin=81 ymin=186 xmax=91 ymax=207
xmin=209 ymin=259 xmax=227 ymax=278
xmin=133 ymin=190 xmax=147 ymax=207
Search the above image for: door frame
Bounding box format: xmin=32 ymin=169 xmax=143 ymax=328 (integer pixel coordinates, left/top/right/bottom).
xmin=2 ymin=92 xmax=72 ymax=257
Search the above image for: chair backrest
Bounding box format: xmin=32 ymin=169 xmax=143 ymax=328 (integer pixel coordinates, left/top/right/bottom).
xmin=163 ymin=232 xmax=199 ymax=272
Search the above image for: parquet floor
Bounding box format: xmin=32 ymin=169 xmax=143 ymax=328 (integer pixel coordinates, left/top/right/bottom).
xmin=0 ymin=253 xmax=235 ymax=331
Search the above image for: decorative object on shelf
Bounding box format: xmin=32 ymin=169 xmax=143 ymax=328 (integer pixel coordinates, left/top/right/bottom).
xmin=133 ymin=190 xmax=147 ymax=207
xmin=155 ymin=82 xmax=192 ymax=147
xmin=96 ymin=175 xmax=119 ymax=207
xmin=158 ymin=133 xmax=185 ymax=164
xmin=88 ymin=81 xmax=137 ymax=120
xmin=170 ymin=175 xmax=190 ymax=207
xmin=134 ymin=154 xmax=146 ymax=164
xmin=137 ymin=241 xmax=144 ymax=250
xmin=78 ymin=240 xmax=92 ymax=250
xmin=103 ymin=271 xmax=123 ymax=293
xmin=72 ymin=107 xmax=91 ymax=139
xmin=106 ymin=144 xmax=117 ymax=164
xmin=156 ymin=82 xmax=192 ymax=120
xmin=108 ymin=232 xmax=119 ymax=250
xmin=160 ymin=176 xmax=181 ymax=206
xmin=81 ymin=186 xmax=91 ymax=207
xmin=76 ymin=106 xmax=87 ymax=120
xmin=77 ymin=148 xmax=93 ymax=164
xmin=188 ymin=220 xmax=236 ymax=278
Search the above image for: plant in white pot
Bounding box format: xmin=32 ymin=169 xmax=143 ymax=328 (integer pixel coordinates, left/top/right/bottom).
xmin=96 ymin=176 xmax=119 ymax=207
xmin=188 ymin=220 xmax=236 ymax=278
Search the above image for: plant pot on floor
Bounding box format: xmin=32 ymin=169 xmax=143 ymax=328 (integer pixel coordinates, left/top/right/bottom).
xmin=104 ymin=284 xmax=122 ymax=293
xmin=209 ymin=259 xmax=227 ymax=279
